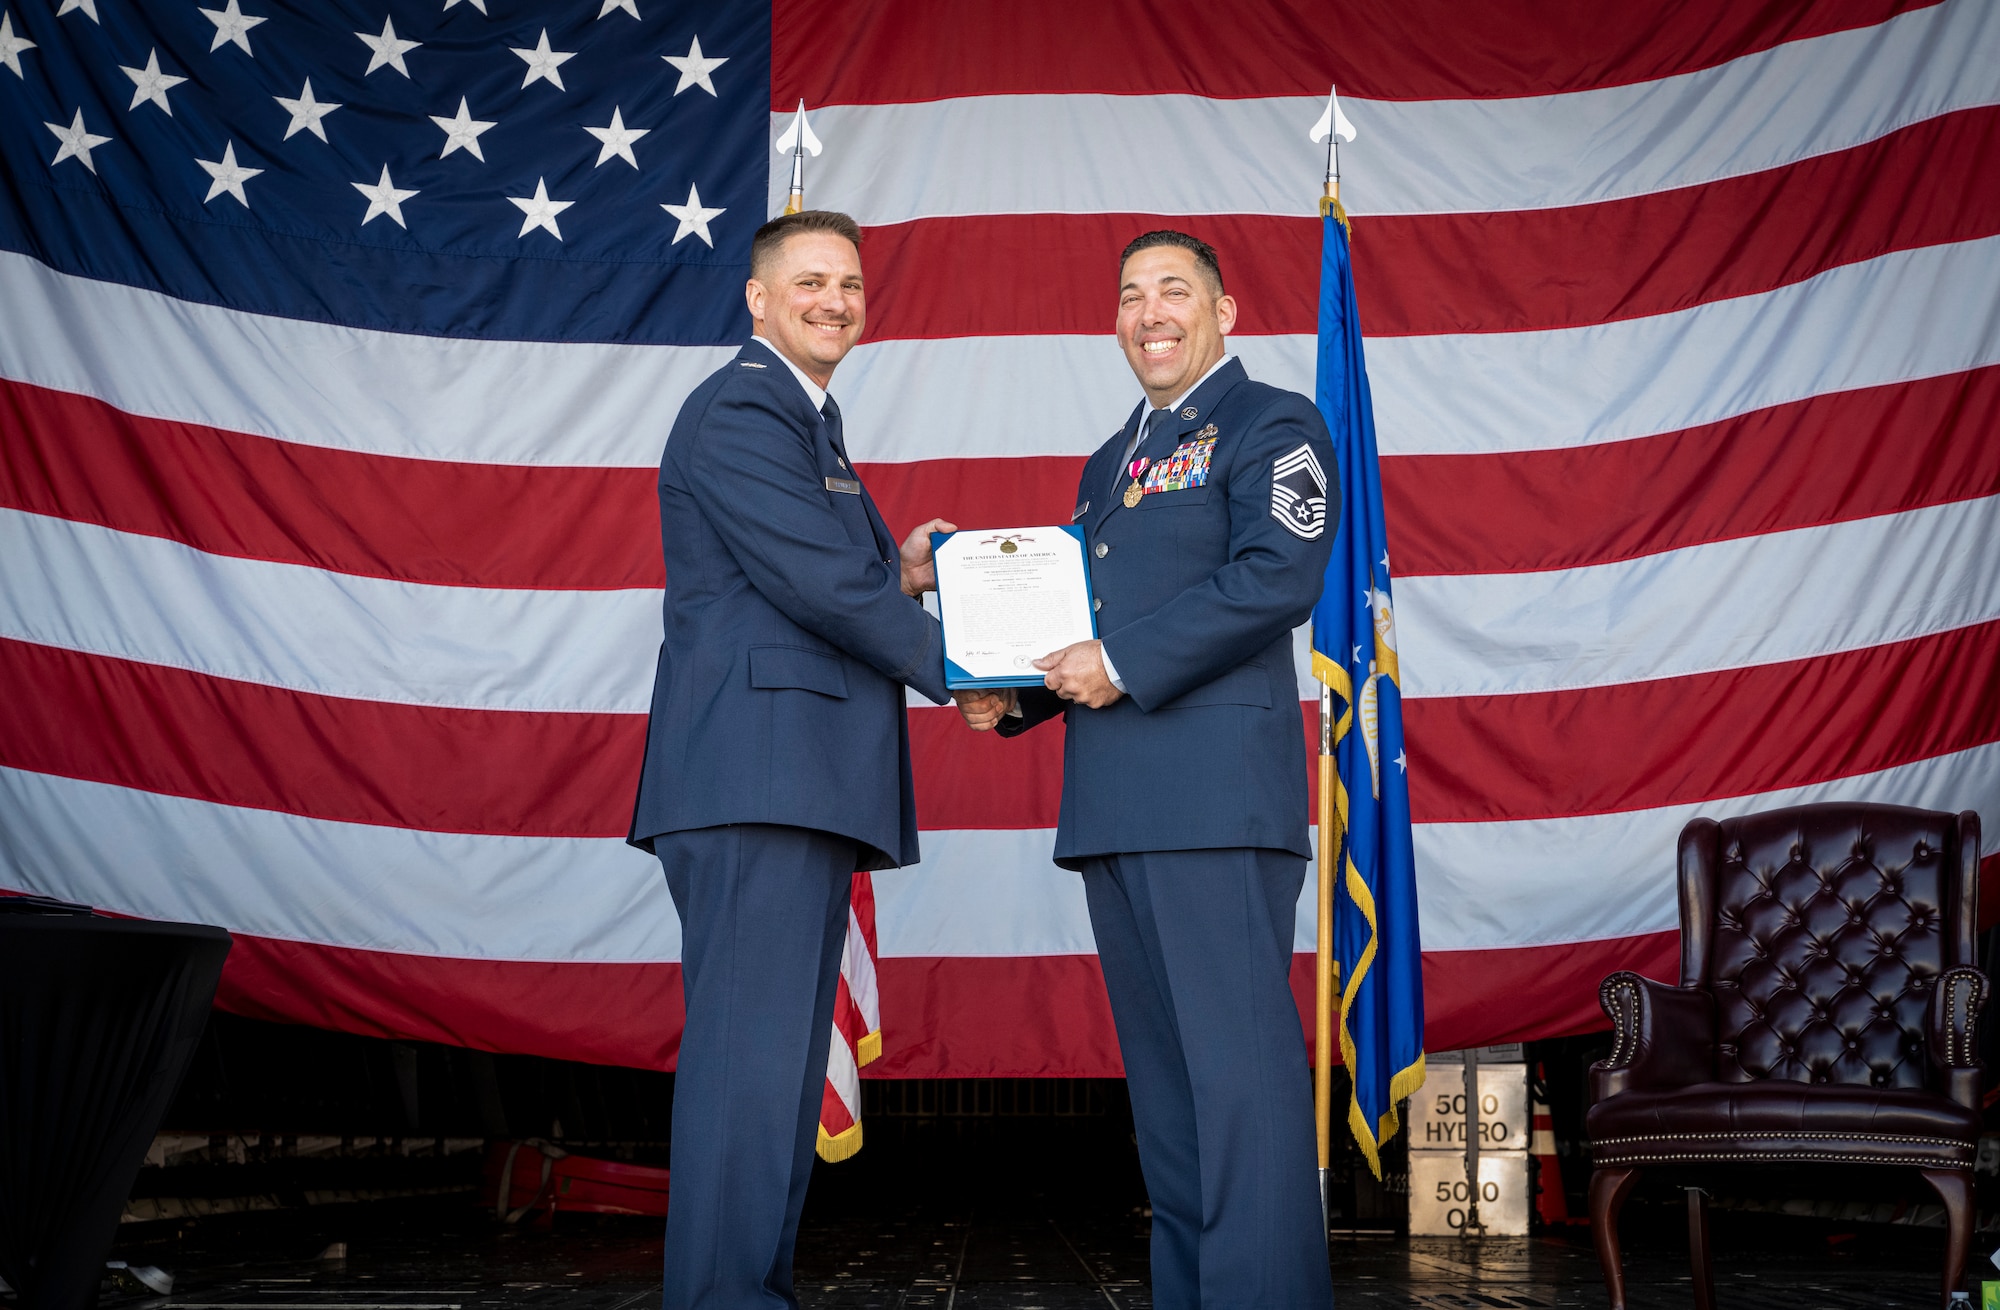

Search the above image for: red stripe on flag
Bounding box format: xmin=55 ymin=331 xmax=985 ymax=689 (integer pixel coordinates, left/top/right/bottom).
xmin=775 ymin=0 xmax=1933 ymax=105
xmin=1399 ymin=619 xmax=2000 ymax=824
xmin=0 ymin=378 xmax=660 ymax=591
xmin=8 ymin=367 xmax=1990 ymax=594
xmin=7 ymin=631 xmax=1988 ymax=839
xmin=1382 ymin=367 xmax=2000 ymax=577
xmin=210 ymin=892 xmax=1998 ymax=1077
xmin=858 ymin=108 xmax=2000 ymax=342
xmin=0 ymin=638 xmax=645 ymax=838
xmin=216 ymin=933 xmax=683 ymax=1070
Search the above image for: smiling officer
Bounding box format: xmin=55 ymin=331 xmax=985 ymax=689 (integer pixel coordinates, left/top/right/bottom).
xmin=629 ymin=210 xmax=959 ymax=1310
xmin=958 ymin=231 xmax=1338 ymax=1308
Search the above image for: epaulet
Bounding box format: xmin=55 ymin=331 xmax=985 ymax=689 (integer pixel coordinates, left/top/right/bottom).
xmin=738 ymin=360 xmax=768 ymax=369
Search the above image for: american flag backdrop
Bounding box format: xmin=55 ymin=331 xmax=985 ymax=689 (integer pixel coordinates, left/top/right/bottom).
xmin=1 ymin=0 xmax=1997 ymax=1081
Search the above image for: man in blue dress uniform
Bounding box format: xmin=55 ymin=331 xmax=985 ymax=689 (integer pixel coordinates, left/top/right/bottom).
xmin=628 ymin=210 xmax=955 ymax=1310
xmin=959 ymin=231 xmax=1338 ymax=1308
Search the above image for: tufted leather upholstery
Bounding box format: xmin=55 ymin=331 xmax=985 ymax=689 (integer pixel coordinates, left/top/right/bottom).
xmin=1588 ymin=804 xmax=1984 ymax=1163
xmin=1585 ymin=804 xmax=1987 ymax=1308
xmin=1694 ymin=804 xmax=1967 ymax=1092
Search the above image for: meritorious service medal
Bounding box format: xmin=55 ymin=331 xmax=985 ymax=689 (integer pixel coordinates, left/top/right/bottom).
xmin=1123 ymin=456 xmax=1150 ymax=509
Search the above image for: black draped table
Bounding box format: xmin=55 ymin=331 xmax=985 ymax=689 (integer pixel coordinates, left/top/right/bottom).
xmin=0 ymin=900 xmax=230 ymax=1310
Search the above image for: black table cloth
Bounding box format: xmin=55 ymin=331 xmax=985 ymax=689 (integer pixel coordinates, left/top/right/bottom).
xmin=0 ymin=903 xmax=230 ymax=1310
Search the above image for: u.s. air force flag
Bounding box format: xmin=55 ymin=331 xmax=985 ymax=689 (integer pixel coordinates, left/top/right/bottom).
xmin=1310 ymin=207 xmax=1426 ymax=1177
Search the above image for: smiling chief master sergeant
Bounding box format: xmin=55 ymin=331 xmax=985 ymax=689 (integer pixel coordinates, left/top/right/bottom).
xmin=627 ymin=210 xmax=957 ymax=1310
xmin=957 ymin=231 xmax=1338 ymax=1308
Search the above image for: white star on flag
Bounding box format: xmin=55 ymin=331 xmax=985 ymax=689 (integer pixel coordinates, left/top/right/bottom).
xmin=200 ymin=0 xmax=266 ymax=55
xmin=196 ymin=140 xmax=262 ymax=206
xmin=663 ymin=35 xmax=726 ymax=96
xmin=508 ymin=177 xmax=572 ymax=240
xmin=121 ymin=49 xmax=187 ymax=114
xmin=44 ymin=108 xmax=109 ymax=172
xmin=353 ymin=165 xmax=419 ymax=228
xmin=510 ymin=29 xmax=574 ymax=90
xmin=2 ymin=12 xmax=40 ymax=79
xmin=584 ymin=107 xmax=648 ymax=169
xmin=661 ymin=182 xmax=724 ymax=247
xmin=1394 ymin=750 xmax=1407 ymax=773
xmin=442 ymin=0 xmax=485 ymax=10
xmin=275 ymin=79 xmax=341 ymax=141
xmin=430 ymin=97 xmax=495 ymax=160
xmin=356 ymin=15 xmax=420 ymax=77
xmin=55 ymin=0 xmax=96 ymax=22
xmin=598 ymin=0 xmax=639 ymax=17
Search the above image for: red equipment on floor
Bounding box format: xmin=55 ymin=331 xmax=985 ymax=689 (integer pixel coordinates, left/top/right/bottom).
xmin=484 ymin=1140 xmax=671 ymax=1223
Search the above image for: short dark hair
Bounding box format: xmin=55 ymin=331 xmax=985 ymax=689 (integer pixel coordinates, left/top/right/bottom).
xmin=751 ymin=210 xmax=862 ymax=280
xmin=1119 ymin=229 xmax=1224 ymax=297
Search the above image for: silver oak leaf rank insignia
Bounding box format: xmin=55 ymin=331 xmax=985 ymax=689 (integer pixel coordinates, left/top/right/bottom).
xmin=1270 ymin=444 xmax=1328 ymax=540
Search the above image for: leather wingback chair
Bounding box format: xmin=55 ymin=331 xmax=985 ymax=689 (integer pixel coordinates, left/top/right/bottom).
xmin=1586 ymin=803 xmax=1986 ymax=1310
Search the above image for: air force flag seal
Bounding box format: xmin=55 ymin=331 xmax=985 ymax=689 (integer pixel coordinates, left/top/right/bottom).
xmin=1270 ymin=443 xmax=1328 ymax=539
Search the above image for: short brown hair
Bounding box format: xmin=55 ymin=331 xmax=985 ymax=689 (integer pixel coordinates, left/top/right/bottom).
xmin=751 ymin=210 xmax=862 ymax=280
xmin=1119 ymin=229 xmax=1224 ymax=298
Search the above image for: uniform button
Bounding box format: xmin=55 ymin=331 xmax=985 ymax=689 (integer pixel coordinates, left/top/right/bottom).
xmin=1094 ymin=543 xmax=1108 ymax=558
xmin=1092 ymin=598 xmax=1102 ymax=612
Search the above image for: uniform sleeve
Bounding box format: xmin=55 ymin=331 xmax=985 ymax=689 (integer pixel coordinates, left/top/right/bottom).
xmin=994 ymin=686 xmax=1066 ymax=738
xmin=685 ymin=384 xmax=949 ymax=705
xmin=1098 ymin=394 xmax=1338 ymax=711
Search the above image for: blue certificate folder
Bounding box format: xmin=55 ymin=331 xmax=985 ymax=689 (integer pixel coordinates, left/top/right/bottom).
xmin=931 ymin=526 xmax=1099 ymax=689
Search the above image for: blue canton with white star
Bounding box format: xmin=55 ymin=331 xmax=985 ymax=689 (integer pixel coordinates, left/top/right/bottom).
xmin=0 ymin=0 xmax=767 ymax=343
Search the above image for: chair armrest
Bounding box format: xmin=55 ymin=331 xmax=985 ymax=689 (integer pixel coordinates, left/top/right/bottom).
xmin=1589 ymin=971 xmax=1717 ymax=1105
xmin=1929 ymin=965 xmax=1989 ymax=1110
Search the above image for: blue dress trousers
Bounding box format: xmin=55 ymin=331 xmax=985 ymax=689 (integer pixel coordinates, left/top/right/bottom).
xmin=629 ymin=338 xmax=948 ymax=1310
xmin=1002 ymin=358 xmax=1340 ymax=1308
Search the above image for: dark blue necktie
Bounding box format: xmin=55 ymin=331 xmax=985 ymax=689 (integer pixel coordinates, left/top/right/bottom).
xmin=1115 ymin=407 xmax=1171 ymax=492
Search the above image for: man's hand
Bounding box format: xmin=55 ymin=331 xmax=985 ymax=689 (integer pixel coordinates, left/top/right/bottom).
xmin=1035 ymin=640 xmax=1123 ymax=709
xmin=953 ymin=687 xmax=1017 ymax=731
xmin=899 ymin=517 xmax=957 ymax=597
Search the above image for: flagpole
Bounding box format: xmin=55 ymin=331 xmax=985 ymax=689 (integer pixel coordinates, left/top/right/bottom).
xmin=1315 ymin=682 xmax=1336 ymax=1228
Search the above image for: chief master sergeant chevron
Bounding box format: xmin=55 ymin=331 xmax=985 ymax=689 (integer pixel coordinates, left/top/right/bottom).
xmin=959 ymin=231 xmax=1338 ymax=1308
xmin=627 ymin=210 xmax=958 ymax=1310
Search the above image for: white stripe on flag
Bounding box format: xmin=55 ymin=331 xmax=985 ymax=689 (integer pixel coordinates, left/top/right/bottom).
xmin=1395 ymin=493 xmax=2000 ymax=698
xmin=0 ymin=510 xmax=661 ymax=714
xmin=0 ymin=766 xmax=674 ymax=962
xmin=780 ymin=1 xmax=1998 ymax=222
xmin=0 ymin=250 xmax=731 ymax=469
xmin=833 ymin=238 xmax=2000 ymax=463
xmin=8 ymin=237 xmax=1998 ymax=469
xmin=7 ymin=742 xmax=1994 ymax=965
xmin=6 ymin=494 xmax=1992 ymax=713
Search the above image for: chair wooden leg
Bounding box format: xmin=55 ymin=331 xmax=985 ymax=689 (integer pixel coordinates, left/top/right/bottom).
xmin=1920 ymin=1167 xmax=1973 ymax=1309
xmin=1686 ymin=1188 xmax=1715 ymax=1310
xmin=1589 ymin=1166 xmax=1641 ymax=1310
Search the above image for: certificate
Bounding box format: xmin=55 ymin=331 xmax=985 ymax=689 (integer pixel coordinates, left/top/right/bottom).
xmin=931 ymin=526 xmax=1099 ymax=688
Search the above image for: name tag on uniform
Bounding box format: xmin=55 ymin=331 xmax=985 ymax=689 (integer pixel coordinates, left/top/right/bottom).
xmin=1071 ymin=500 xmax=1090 ymax=522
xmin=825 ymin=476 xmax=862 ymax=494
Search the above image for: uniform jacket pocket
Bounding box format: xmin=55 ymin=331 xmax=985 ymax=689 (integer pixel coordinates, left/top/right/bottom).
xmin=1157 ymin=660 xmax=1271 ymax=709
xmin=749 ymin=645 xmax=849 ymax=698
xmin=1138 ymin=485 xmax=1212 ymax=508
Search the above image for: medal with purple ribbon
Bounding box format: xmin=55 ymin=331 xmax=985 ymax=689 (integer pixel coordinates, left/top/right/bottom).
xmin=1122 ymin=456 xmax=1150 ymax=509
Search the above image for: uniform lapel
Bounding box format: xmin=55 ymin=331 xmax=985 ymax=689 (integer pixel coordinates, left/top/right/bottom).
xmin=819 ymin=403 xmax=897 ymax=559
xmin=1088 ymin=403 xmax=1147 ymax=534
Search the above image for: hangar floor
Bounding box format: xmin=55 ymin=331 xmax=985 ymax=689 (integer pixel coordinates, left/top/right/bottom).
xmin=101 ymin=1195 xmax=1955 ymax=1310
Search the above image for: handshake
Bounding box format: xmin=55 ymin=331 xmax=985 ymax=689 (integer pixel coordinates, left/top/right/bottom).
xmin=949 ymin=634 xmax=1122 ymax=730
xmin=898 ymin=517 xmax=1122 ymax=730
